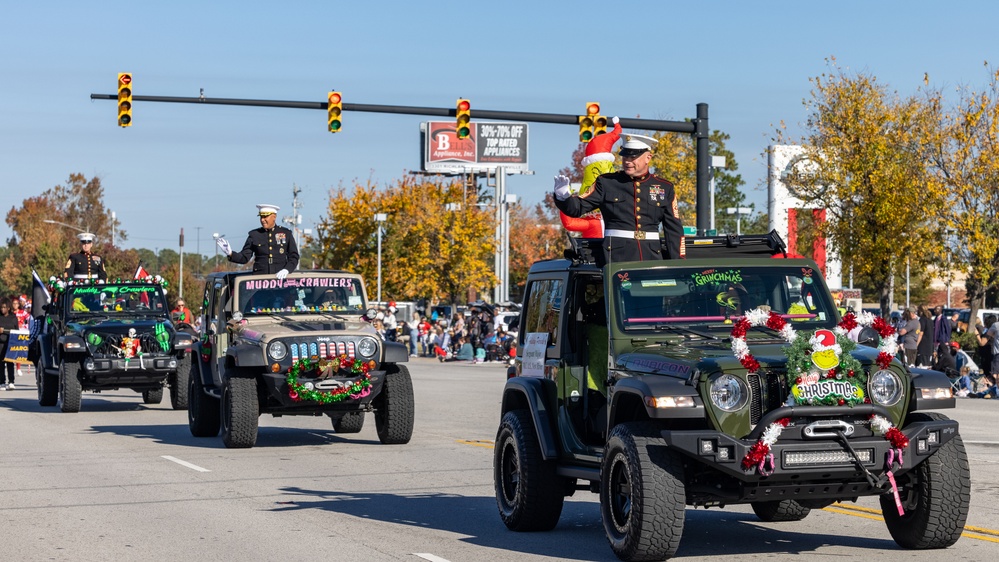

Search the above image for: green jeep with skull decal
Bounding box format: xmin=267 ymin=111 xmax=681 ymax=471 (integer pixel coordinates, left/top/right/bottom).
xmin=495 ymin=234 xmax=969 ymax=561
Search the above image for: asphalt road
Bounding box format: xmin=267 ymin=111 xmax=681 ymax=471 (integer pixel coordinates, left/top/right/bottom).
xmin=0 ymin=359 xmax=996 ymax=561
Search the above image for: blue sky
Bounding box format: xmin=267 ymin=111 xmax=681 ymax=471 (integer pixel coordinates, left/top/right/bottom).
xmin=2 ymin=1 xmax=997 ymax=255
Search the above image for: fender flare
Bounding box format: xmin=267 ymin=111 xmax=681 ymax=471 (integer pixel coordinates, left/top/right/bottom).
xmin=500 ymin=377 xmax=560 ymax=460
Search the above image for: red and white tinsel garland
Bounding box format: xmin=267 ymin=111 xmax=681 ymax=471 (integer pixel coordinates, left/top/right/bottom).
xmin=742 ymin=417 xmax=790 ymax=474
xmin=835 ymin=311 xmax=898 ymax=370
xmin=730 ymin=309 xmax=797 ymax=374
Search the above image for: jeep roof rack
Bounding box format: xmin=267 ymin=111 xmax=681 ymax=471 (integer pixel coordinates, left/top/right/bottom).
xmin=564 ymin=230 xmax=787 ymax=264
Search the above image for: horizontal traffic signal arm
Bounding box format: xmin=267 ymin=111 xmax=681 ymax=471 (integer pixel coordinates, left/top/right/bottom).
xmin=88 ymin=93 xmax=698 ymax=134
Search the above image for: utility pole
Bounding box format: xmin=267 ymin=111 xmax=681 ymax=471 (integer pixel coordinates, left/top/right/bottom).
xmin=196 ymin=226 xmax=202 ymax=276
xmin=283 ymin=184 xmax=304 ymax=247
xmin=179 ymin=228 xmax=185 ymax=300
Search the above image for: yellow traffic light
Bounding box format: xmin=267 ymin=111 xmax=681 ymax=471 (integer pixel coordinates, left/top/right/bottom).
xmin=327 ymin=91 xmax=342 ymax=133
xmin=117 ymin=73 xmax=132 ymax=127
xmin=593 ymin=114 xmax=608 ymax=136
xmin=456 ymin=98 xmax=471 ymax=139
xmin=578 ymin=115 xmax=594 ymax=143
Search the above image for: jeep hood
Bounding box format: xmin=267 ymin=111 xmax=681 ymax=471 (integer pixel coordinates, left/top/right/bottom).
xmin=241 ymin=316 xmax=375 ymax=338
xmin=615 ymin=337 xmax=883 ymax=378
xmin=67 ymin=317 xmax=174 ymax=336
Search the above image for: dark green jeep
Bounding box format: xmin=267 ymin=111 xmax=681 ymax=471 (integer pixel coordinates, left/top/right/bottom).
xmin=494 ymin=234 xmax=968 ymax=561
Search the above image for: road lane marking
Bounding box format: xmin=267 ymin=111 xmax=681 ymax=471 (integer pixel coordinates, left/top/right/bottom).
xmin=161 ymin=455 xmax=211 ymax=472
xmin=826 ymin=502 xmax=999 ymax=542
xmin=413 ymin=554 xmax=451 ymax=562
xmin=456 ymin=439 xmax=494 ymax=448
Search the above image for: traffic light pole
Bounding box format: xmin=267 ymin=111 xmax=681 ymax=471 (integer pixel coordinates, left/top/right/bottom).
xmin=90 ymin=94 xmax=712 ymax=234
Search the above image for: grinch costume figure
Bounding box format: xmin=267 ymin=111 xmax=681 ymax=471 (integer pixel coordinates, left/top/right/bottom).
xmin=558 ymin=116 xmax=623 ymax=239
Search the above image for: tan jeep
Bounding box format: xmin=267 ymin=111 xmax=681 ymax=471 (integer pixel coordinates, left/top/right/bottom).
xmin=187 ymin=270 xmax=414 ymax=448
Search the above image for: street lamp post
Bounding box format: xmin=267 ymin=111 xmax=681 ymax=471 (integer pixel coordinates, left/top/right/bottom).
xmin=212 ymin=232 xmax=220 ymax=271
xmin=726 ymin=207 xmax=752 ymax=236
xmin=44 ymin=219 xmax=88 ymax=235
xmin=709 ymin=156 xmax=726 ymax=233
xmin=374 ymin=213 xmax=387 ymax=304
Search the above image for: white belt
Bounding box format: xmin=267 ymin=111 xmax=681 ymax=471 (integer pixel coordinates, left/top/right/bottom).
xmin=605 ymin=229 xmax=659 ymax=240
xmin=72 ymin=274 xmax=96 ymax=279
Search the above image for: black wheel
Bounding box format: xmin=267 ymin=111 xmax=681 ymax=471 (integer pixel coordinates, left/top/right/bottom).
xmin=142 ymin=387 xmax=164 ymax=404
xmin=170 ymin=354 xmax=191 ymax=410
xmin=881 ymin=412 xmax=970 ymax=549
xmin=752 ymin=500 xmax=811 ymax=522
xmin=188 ymin=361 xmax=220 ymax=437
xmin=331 ymin=411 xmax=365 ymax=433
xmin=494 ymin=409 xmax=565 ymax=531
xmin=221 ymin=375 xmax=259 ymax=448
xmin=58 ymin=361 xmax=83 ymax=413
xmin=601 ymin=422 xmax=685 ymax=562
xmin=37 ymin=365 xmax=58 ymax=407
xmin=373 ymin=364 xmax=414 ymax=444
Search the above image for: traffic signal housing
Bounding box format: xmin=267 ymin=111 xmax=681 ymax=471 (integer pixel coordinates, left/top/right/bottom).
xmin=327 ymin=91 xmax=342 ymax=133
xmin=456 ymin=98 xmax=471 ymax=139
xmin=117 ymin=73 xmax=132 ymax=127
xmin=579 ymin=101 xmax=601 ymax=142
xmin=593 ymin=114 xmax=608 ymax=136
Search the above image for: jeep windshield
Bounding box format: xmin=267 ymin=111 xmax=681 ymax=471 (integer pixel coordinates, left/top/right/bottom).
xmin=236 ymin=275 xmax=366 ymax=317
xmin=613 ymin=264 xmax=838 ymax=331
xmin=66 ymin=284 xmax=168 ymax=316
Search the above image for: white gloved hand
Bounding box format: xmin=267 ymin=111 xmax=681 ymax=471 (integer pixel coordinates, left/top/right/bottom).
xmin=276 ymin=269 xmax=289 ymax=281
xmin=216 ymin=237 xmax=232 ymax=256
xmin=612 ymin=116 xmax=620 ymax=125
xmin=553 ymin=174 xmax=572 ymax=201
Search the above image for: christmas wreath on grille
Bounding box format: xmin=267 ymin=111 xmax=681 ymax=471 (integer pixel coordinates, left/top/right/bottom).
xmin=286 ymin=355 xmax=374 ymax=403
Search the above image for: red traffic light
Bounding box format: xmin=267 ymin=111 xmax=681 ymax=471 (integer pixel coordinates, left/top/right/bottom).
xmin=119 ymin=73 xmax=132 ymax=85
xmin=458 ymin=99 xmax=470 ymax=112
xmin=586 ymin=102 xmax=600 ymax=115
xmin=329 ymin=92 xmax=341 ymax=104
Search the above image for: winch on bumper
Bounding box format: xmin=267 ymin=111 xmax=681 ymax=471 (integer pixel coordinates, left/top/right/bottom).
xmin=664 ymin=404 xmax=959 ymax=484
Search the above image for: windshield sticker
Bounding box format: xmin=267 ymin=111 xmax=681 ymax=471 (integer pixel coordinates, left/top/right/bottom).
xmin=348 ymin=296 xmax=362 ymax=306
xmin=640 ymin=280 xmax=676 ymax=287
xmin=691 ymin=269 xmax=742 ymax=286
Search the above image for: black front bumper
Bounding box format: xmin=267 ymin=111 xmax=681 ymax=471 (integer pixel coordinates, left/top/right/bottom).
xmin=258 ymin=370 xmax=386 ymax=414
xmin=664 ymin=407 xmax=959 ymax=487
xmin=81 ymin=356 xmax=178 ymax=388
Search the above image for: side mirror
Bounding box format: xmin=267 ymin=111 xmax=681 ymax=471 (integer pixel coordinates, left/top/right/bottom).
xmin=857 ymin=326 xmax=880 ymax=348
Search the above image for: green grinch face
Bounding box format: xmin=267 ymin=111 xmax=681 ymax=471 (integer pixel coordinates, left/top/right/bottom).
xmin=580 ymin=160 xmax=616 ymax=193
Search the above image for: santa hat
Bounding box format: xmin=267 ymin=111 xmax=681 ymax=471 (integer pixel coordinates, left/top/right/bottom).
xmin=581 ymin=119 xmax=623 ymax=168
xmin=809 ymin=329 xmax=842 ymax=354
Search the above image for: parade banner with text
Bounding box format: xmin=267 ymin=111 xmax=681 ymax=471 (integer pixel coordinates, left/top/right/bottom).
xmin=423 ymin=121 xmax=529 ymax=173
xmin=3 ymin=330 xmax=29 ymax=363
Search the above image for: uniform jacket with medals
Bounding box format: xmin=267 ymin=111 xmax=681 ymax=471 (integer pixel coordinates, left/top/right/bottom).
xmin=65 ymin=252 xmax=108 ymax=280
xmin=555 ymin=171 xmax=685 ymax=263
xmin=229 ymin=225 xmax=300 ymax=274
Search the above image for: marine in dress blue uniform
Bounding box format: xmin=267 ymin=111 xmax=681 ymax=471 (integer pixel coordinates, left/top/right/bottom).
xmin=64 ymin=232 xmax=108 ymax=280
xmin=554 ymin=134 xmax=685 ymax=266
xmin=216 ymin=204 xmax=300 ymax=278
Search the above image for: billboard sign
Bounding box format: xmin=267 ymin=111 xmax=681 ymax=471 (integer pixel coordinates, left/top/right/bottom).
xmin=423 ymin=121 xmax=528 ymax=173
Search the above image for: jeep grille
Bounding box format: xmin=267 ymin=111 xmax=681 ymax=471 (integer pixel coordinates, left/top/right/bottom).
xmin=748 ymin=370 xmax=788 ymax=426
xmin=288 ymin=340 xmax=356 ymax=361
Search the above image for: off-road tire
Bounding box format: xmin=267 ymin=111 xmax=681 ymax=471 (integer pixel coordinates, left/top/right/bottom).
xmin=332 ymin=411 xmax=365 ymax=433
xmin=601 ymin=422 xmax=685 ymax=562
xmin=881 ymin=412 xmax=970 ymax=549
xmin=142 ymin=387 xmax=164 ymax=404
xmin=188 ymin=361 xmax=220 ymax=437
xmin=58 ymin=361 xmax=83 ymax=413
xmin=494 ymin=409 xmax=566 ymax=531
xmin=373 ymin=364 xmax=414 ymax=444
xmin=169 ymin=353 xmax=191 ymax=410
xmin=221 ymin=375 xmax=259 ymax=449
xmin=752 ymin=500 xmax=811 ymax=522
xmin=37 ymin=365 xmax=58 ymax=407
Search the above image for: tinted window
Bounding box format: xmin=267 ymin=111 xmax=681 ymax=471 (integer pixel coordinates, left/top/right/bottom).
xmin=522 ymin=279 xmax=563 ymax=347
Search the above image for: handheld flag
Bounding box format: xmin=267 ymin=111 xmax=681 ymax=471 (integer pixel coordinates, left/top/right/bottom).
xmin=31 ymin=269 xmax=51 ymax=320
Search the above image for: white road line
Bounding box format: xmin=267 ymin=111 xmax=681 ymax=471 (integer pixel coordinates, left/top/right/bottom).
xmin=161 ymin=455 xmax=211 ymax=472
xmin=413 ymin=554 xmax=451 ymax=562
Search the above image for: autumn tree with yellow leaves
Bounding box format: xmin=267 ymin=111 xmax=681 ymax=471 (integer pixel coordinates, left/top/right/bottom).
xmin=313 ymin=177 xmax=496 ymax=305
xmin=927 ymin=65 xmax=999 ymax=321
xmin=775 ymin=59 xmax=948 ymax=315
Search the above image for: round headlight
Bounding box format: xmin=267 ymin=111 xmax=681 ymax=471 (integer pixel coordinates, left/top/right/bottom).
xmin=357 ymin=337 xmax=378 ymax=358
xmin=268 ymin=341 xmax=287 ymax=361
xmin=710 ymin=374 xmax=748 ymax=412
xmin=869 ymin=369 xmax=903 ymax=406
